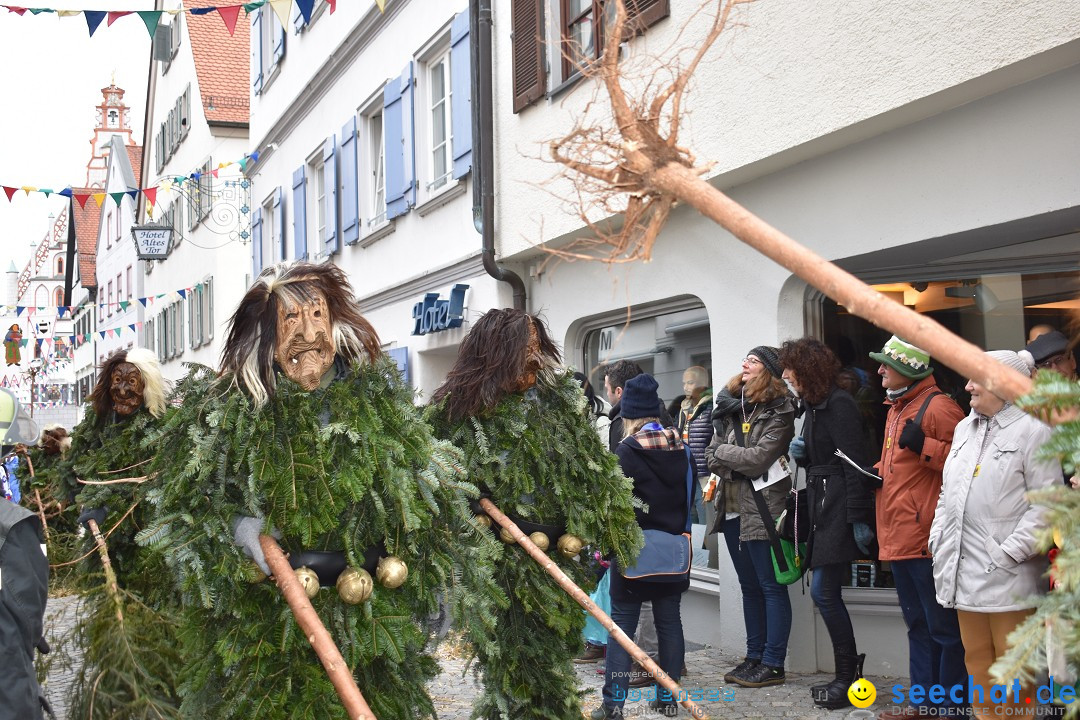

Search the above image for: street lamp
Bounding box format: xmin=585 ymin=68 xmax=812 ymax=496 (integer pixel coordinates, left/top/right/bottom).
xmin=27 ymin=357 xmax=43 ymax=419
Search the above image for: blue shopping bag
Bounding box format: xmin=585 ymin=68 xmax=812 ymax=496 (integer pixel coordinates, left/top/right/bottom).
xmin=583 ymin=569 xmax=611 ymax=646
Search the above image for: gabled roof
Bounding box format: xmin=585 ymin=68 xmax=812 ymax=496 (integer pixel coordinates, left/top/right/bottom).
xmin=127 ymin=145 xmax=143 ymax=188
xmin=71 ymin=190 xmax=103 ymax=289
xmin=185 ymin=0 xmax=250 ymax=127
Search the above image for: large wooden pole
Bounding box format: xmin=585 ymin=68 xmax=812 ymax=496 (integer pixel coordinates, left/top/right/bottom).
xmin=478 ymin=499 xmax=709 ymax=719
xmin=258 ymin=534 xmax=377 ymax=720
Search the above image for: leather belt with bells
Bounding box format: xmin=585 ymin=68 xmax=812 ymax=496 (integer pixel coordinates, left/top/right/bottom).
xmin=287 ymin=541 xmax=386 ymax=587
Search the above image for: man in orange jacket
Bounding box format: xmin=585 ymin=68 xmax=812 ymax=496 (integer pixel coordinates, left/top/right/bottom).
xmin=869 ymin=337 xmax=967 ymax=719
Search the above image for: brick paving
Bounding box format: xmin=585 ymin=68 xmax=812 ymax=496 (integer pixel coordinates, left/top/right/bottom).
xmin=42 ymin=594 xmax=905 ymax=719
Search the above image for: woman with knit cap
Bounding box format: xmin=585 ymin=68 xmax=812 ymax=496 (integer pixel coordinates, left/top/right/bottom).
xmin=594 ymin=373 xmax=691 ymax=720
xmin=705 ymin=347 xmax=795 ymax=687
xmin=929 ymin=350 xmax=1058 ymax=715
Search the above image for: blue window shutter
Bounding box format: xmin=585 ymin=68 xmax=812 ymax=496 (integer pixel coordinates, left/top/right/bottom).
xmin=450 ymin=10 xmax=472 ymax=179
xmin=322 ymin=136 xmax=340 ymax=256
xmin=340 ymin=116 xmax=360 ymax=245
xmin=292 ymin=166 xmax=307 ymax=259
xmin=250 ymin=10 xmax=263 ymax=94
xmin=272 ymin=11 xmax=285 ymax=65
xmin=251 ymin=207 xmax=264 ymax=278
xmin=272 ymin=187 xmax=284 ymax=261
xmin=383 ymin=62 xmax=415 ymax=219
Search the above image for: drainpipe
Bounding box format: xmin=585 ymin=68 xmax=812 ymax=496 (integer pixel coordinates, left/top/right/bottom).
xmin=471 ymin=0 xmax=527 ymax=310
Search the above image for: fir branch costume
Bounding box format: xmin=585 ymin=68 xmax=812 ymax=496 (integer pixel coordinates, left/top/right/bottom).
xmin=427 ymin=309 xmax=641 ymax=720
xmin=140 ymin=262 xmax=492 ymax=720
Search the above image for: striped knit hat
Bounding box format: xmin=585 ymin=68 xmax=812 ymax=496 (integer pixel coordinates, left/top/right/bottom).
xmin=869 ymin=336 xmax=933 ymax=381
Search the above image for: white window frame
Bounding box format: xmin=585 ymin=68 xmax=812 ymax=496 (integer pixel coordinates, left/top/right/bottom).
xmin=359 ymin=90 xmax=388 ymax=236
xmin=261 ymin=192 xmax=276 ymax=267
xmin=258 ymin=7 xmax=286 ymax=92
xmin=307 ymin=147 xmax=328 ymax=249
xmin=416 ymin=41 xmax=454 ymax=203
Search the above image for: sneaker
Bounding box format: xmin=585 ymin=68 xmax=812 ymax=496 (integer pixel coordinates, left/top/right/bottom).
xmin=574 ymin=643 xmax=606 ymax=664
xmin=589 ymin=705 xmax=624 ymax=720
xmin=649 ymin=698 xmax=679 ymax=717
xmin=723 ymin=657 xmax=760 ymax=684
xmin=731 ymin=663 xmax=785 ymax=688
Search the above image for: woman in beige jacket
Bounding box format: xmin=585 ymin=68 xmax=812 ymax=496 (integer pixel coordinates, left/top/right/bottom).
xmin=929 ymin=350 xmax=1058 ymax=712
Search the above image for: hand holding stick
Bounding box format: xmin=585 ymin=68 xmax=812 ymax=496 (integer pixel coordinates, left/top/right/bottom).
xmin=477 ymin=498 xmax=709 ymax=720
xmin=258 ymin=534 xmax=377 ymax=720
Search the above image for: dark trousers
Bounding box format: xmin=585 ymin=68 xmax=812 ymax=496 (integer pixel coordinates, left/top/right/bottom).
xmin=601 ymin=593 xmax=685 ymax=709
xmin=722 ymin=516 xmax=792 ymax=667
xmin=891 ymin=558 xmax=967 ymax=711
xmin=811 ymin=562 xmax=857 ymax=655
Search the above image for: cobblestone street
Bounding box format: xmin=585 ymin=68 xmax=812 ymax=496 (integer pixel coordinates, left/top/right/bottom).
xmin=41 ymin=593 xmax=905 ymax=719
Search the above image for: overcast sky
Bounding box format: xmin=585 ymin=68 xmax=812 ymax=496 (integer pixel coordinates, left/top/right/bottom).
xmin=0 ymin=4 xmax=150 ymax=278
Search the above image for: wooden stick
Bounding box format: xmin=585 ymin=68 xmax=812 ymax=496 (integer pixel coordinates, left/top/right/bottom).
xmin=478 ymin=499 xmax=709 ymax=720
xmin=33 ymin=489 xmax=49 ymax=543
xmin=78 ymin=475 xmax=151 ymax=486
xmin=259 ymin=534 xmax=377 ymax=720
xmin=86 ymin=518 xmax=125 ymax=629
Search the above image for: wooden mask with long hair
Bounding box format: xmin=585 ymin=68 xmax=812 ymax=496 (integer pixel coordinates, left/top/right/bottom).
xmin=220 ymin=261 xmax=381 ymax=407
xmin=432 ymin=308 xmax=561 ymax=422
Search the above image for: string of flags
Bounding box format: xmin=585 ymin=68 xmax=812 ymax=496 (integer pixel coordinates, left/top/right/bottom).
xmin=2 ymin=281 xmax=206 ymax=319
xmin=0 ymin=0 xmax=385 ymax=38
xmin=0 ymin=150 xmax=259 ymax=210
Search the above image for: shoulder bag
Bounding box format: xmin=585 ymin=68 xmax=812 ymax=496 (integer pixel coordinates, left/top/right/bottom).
xmin=620 ymin=442 xmax=694 ymax=582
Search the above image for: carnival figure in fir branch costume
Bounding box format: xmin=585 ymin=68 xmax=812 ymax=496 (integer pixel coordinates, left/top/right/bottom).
xmin=140 ymin=261 xmax=492 ymax=720
xmin=426 ymin=308 xmax=643 ymax=720
xmin=56 ymin=348 xmax=183 ymax=719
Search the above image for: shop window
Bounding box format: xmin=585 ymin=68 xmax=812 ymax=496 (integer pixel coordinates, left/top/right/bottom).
xmin=581 ymin=300 xmax=716 ymax=570
xmin=814 ymin=268 xmax=1080 ymax=591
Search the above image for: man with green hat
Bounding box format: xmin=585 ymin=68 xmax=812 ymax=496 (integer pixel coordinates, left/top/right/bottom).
xmin=869 ymin=336 xmax=967 ymax=719
xmin=0 ymin=387 xmax=48 ymax=720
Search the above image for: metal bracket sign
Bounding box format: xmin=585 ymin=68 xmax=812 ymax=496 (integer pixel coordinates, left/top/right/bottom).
xmin=131 ymin=225 xmax=175 ymax=260
xmin=412 ymin=284 xmax=469 ymax=336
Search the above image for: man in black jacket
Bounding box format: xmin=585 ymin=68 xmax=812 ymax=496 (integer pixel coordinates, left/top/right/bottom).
xmin=0 ymin=387 xmax=47 ymax=720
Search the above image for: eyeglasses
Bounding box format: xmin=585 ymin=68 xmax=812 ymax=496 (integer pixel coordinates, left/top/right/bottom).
xmin=1036 ymin=353 xmax=1069 ymax=370
xmin=742 ymin=357 xmax=763 ymax=366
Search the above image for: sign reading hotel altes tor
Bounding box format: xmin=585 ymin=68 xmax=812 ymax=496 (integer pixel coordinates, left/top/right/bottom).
xmin=131 ymin=225 xmax=175 ymax=260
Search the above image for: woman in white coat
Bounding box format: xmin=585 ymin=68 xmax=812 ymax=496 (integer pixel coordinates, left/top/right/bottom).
xmin=929 ymin=350 xmax=1058 ymax=712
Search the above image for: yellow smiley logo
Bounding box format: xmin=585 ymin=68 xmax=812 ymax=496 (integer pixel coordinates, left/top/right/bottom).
xmin=848 ymin=678 xmax=877 ymax=708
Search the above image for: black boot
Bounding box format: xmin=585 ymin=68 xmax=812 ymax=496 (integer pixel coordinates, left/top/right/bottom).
xmin=810 ymin=648 xmax=856 ymax=695
xmin=813 ymin=652 xmax=864 ymax=709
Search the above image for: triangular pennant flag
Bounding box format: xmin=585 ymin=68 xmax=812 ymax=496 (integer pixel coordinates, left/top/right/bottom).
xmin=129 ymin=324 xmax=137 ymax=333
xmin=99 ymin=331 xmax=107 ymax=340
xmin=137 ymin=10 xmax=161 ymax=37
xmin=77 ymin=334 xmax=84 ymax=342
xmin=74 ymin=193 xmax=90 ymax=208
xmin=36 ymin=338 xmax=44 ymax=348
xmin=156 ymin=293 xmax=166 ymax=299
xmin=242 ymin=2 xmax=262 ymax=13
xmin=21 ymin=186 xmax=35 ymax=195
xmin=15 ymin=306 xmax=23 ymax=316
xmin=84 ymin=10 xmax=107 ymax=36
xmin=374 ymin=0 xmax=385 ymax=11
xmin=56 ymin=306 xmax=67 ymax=319
xmin=56 ymin=9 xmax=79 ymax=16
xmin=143 ymin=187 xmax=157 ymax=206
xmin=19 ymin=339 xmax=27 ymax=347
xmin=189 ymin=6 xmax=215 ymax=15
xmin=58 ymin=187 xmax=72 ymax=198
xmin=238 ymin=157 xmax=248 ymax=171
xmin=2 ymin=187 xmax=15 ymax=201
xmin=211 ymin=4 xmax=242 ymax=35
xmin=136 ymin=322 xmax=144 ymax=329
xmin=326 ymin=0 xmax=335 ymax=13
xmin=268 ymin=0 xmax=291 ymax=30
xmin=109 ymin=192 xmax=126 ymax=207
xmin=250 ymin=150 xmax=260 ymax=163
xmin=107 ymin=10 xmax=131 ymax=26
xmin=118 ymin=301 xmax=130 ymax=311
xmin=92 ymin=193 xmax=106 ymax=207
xmin=126 ymin=189 xmax=139 ymax=200
xmin=107 ymin=329 xmax=116 ymax=339
xmin=295 ymin=0 xmax=313 ymax=23
xmin=177 ymin=288 xmax=188 ymax=299
xmin=25 ymin=307 xmax=34 ymax=317
xmin=7 ymin=7 xmax=28 ymax=16
xmin=138 ymin=297 xmax=148 ymax=307
xmin=28 ymin=7 xmax=51 ymax=14
xmin=40 ymin=189 xmax=52 ymax=197
xmin=211 ymin=168 xmax=220 ymax=178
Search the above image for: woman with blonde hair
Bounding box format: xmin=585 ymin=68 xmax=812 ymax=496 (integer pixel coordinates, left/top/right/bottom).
xmin=706 ymin=346 xmax=796 ymax=687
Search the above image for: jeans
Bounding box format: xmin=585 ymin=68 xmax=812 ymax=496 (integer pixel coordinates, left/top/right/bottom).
xmin=891 ymin=558 xmax=967 ymax=711
xmin=722 ymin=516 xmax=792 ymax=667
xmin=811 ymin=563 xmax=856 ymax=655
xmin=602 ymin=593 xmax=685 ymax=709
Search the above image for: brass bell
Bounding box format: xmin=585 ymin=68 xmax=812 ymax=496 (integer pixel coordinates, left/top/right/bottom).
xmin=529 ymin=531 xmax=550 ymax=552
xmin=336 ymin=566 xmax=374 ymax=605
xmin=473 ymin=513 xmax=492 ymax=529
xmin=294 ymin=566 xmax=320 ymax=599
xmin=499 ymin=527 xmax=517 ymax=544
xmin=556 ymin=533 xmax=584 ymax=558
xmin=375 ymin=556 xmax=409 ymax=589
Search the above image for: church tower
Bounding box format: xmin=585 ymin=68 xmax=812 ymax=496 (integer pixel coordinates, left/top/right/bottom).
xmin=85 ymin=80 xmax=135 ymax=189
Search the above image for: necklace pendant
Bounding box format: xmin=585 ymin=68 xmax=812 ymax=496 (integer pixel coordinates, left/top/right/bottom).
xmin=973 ymin=464 xmax=980 ymax=478
xmin=742 ymin=422 xmax=750 ymax=434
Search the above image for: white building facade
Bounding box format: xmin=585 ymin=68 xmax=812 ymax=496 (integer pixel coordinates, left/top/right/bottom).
xmin=137 ymin=3 xmax=251 ymax=383
xmin=491 ymin=0 xmax=1080 ymax=675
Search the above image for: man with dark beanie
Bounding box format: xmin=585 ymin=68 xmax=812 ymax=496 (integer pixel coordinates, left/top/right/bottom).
xmin=869 ymin=336 xmax=967 ymax=719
